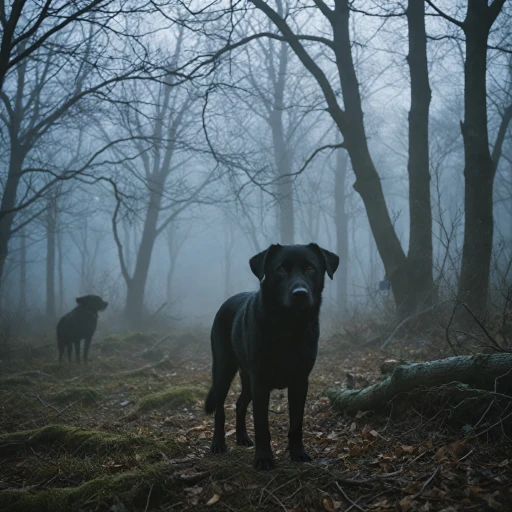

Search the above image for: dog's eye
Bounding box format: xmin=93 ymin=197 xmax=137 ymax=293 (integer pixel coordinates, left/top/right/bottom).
xmin=306 ymin=266 xmax=315 ymax=272
xmin=277 ymin=266 xmax=287 ymax=274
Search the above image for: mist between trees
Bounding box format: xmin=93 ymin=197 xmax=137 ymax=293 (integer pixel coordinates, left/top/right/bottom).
xmin=0 ymin=0 xmax=511 ymax=332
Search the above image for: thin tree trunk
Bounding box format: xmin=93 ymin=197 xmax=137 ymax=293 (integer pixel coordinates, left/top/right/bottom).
xmin=57 ymin=227 xmax=64 ymax=314
xmin=19 ymin=229 xmax=26 ymax=310
xmin=334 ymin=148 xmax=349 ymax=309
xmin=269 ymin=41 xmax=294 ymax=245
xmin=45 ymin=199 xmax=56 ymax=323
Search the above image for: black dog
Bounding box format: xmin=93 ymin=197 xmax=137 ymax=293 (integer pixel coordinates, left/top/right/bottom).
xmin=57 ymin=295 xmax=108 ymax=363
xmin=205 ymin=243 xmax=339 ymax=470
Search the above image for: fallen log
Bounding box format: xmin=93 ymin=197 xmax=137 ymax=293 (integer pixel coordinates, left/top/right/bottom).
xmin=327 ymin=353 xmax=512 ymax=414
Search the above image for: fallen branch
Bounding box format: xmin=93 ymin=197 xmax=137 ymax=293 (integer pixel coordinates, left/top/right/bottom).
xmin=327 ymin=353 xmax=512 ymax=414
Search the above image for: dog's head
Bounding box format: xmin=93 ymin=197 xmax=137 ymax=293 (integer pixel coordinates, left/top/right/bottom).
xmin=249 ymin=243 xmax=339 ymax=311
xmin=76 ymin=295 xmax=109 ymax=313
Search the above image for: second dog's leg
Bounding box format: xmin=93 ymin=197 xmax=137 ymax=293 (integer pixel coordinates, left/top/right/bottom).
xmin=252 ymin=383 xmax=274 ymax=470
xmin=288 ymin=379 xmax=312 ymax=463
xmin=74 ymin=340 xmax=81 ymax=363
xmin=66 ymin=343 xmax=72 ymax=363
xmin=236 ymin=372 xmax=253 ymax=447
xmin=83 ymin=337 xmax=92 ymax=363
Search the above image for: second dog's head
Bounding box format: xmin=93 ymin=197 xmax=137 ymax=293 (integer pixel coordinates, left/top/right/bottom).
xmin=76 ymin=295 xmax=109 ymax=313
xmin=250 ymin=243 xmax=339 ymax=312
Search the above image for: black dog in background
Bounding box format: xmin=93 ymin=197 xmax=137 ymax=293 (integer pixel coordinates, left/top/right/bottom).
xmin=205 ymin=243 xmax=339 ymax=470
xmin=57 ymin=295 xmax=108 ymax=363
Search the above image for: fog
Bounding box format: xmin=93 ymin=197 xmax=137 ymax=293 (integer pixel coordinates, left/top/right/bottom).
xmin=0 ymin=0 xmax=511 ymax=332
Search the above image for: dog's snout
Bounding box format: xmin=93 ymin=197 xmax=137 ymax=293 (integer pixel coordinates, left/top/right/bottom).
xmin=292 ymin=287 xmax=308 ymax=299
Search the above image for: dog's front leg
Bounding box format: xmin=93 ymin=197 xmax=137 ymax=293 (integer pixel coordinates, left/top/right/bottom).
xmin=252 ymin=384 xmax=274 ymax=470
xmin=288 ymin=379 xmax=312 ymax=463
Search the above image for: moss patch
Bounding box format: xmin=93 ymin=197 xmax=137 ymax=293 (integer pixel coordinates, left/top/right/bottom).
xmin=137 ymin=386 xmax=205 ymax=412
xmin=0 ymin=375 xmax=33 ymax=387
xmin=0 ymin=424 xmax=173 ymax=456
xmin=0 ymin=464 xmax=174 ymax=512
xmin=50 ymin=387 xmax=101 ymax=405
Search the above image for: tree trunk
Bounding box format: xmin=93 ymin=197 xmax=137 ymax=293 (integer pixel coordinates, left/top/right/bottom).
xmin=57 ymin=227 xmax=64 ymax=314
xmin=45 ymin=199 xmax=57 ymax=323
xmin=334 ymin=148 xmax=349 ymax=309
xmin=458 ymin=2 xmax=502 ymax=320
xmin=19 ymin=229 xmax=26 ymax=310
xmin=269 ymin=41 xmax=294 ymax=245
xmin=328 ymin=353 xmax=512 ymax=414
xmin=124 ymin=190 xmax=162 ymax=323
xmin=405 ymin=0 xmax=434 ymax=309
xmin=0 ymin=147 xmax=23 ymax=293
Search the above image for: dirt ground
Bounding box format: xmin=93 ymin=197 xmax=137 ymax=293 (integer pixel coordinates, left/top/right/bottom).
xmin=0 ymin=331 xmax=510 ymax=511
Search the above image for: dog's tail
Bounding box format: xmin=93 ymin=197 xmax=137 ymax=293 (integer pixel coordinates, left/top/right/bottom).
xmin=204 ymin=386 xmax=216 ymax=415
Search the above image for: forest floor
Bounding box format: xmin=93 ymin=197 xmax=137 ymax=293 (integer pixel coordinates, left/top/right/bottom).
xmin=0 ymin=330 xmax=510 ymax=512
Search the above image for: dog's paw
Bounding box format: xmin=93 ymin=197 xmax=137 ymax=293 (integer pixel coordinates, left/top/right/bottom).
xmin=290 ymin=447 xmax=312 ymax=463
xmin=236 ymin=433 xmax=254 ymax=447
xmin=254 ymin=451 xmax=275 ymax=470
xmin=210 ymin=440 xmax=227 ymax=454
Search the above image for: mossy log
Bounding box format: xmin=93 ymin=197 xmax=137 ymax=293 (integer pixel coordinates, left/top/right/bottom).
xmin=327 ymin=353 xmax=512 ymax=414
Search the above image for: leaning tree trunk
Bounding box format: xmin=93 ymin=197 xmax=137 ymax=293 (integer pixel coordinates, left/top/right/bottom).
xmin=334 ymin=147 xmax=349 ymax=309
xmin=458 ymin=2 xmax=501 ymax=320
xmin=328 ymin=353 xmax=512 ymax=414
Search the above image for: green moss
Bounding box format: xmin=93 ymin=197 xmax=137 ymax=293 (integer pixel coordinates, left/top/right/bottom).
xmin=0 ymin=424 xmax=172 ymax=456
xmin=51 ymin=387 xmax=101 ymax=405
xmin=137 ymin=386 xmax=205 ymax=412
xmin=0 ymin=375 xmax=33 ymax=387
xmin=0 ymin=465 xmax=173 ymax=512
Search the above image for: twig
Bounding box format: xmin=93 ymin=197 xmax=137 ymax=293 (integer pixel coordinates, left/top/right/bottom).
xmin=458 ymin=447 xmax=475 ymax=462
xmin=144 ymin=483 xmax=153 ymax=512
xmin=336 ymin=468 xmax=403 ymax=487
xmin=335 ymin=482 xmax=367 ymax=512
xmin=446 ymin=303 xmax=459 ymax=356
xmin=458 ymin=301 xmax=512 ymax=353
xmin=414 ymin=464 xmax=442 ymax=498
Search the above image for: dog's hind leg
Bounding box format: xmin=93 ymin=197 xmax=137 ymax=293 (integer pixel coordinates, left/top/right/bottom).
xmin=210 ymin=355 xmax=238 ymax=454
xmin=66 ymin=342 xmax=72 ymax=363
xmin=236 ymin=372 xmax=253 ymax=447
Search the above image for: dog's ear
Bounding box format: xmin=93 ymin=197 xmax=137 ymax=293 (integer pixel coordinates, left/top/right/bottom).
xmin=249 ymin=244 xmax=281 ymax=281
xmin=309 ymin=243 xmax=339 ymax=280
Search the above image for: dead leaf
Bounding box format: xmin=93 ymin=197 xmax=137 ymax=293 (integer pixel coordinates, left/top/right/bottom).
xmin=226 ymin=429 xmax=236 ymax=437
xmin=321 ymin=497 xmax=335 ymax=512
xmin=207 ymin=494 xmax=220 ymax=506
